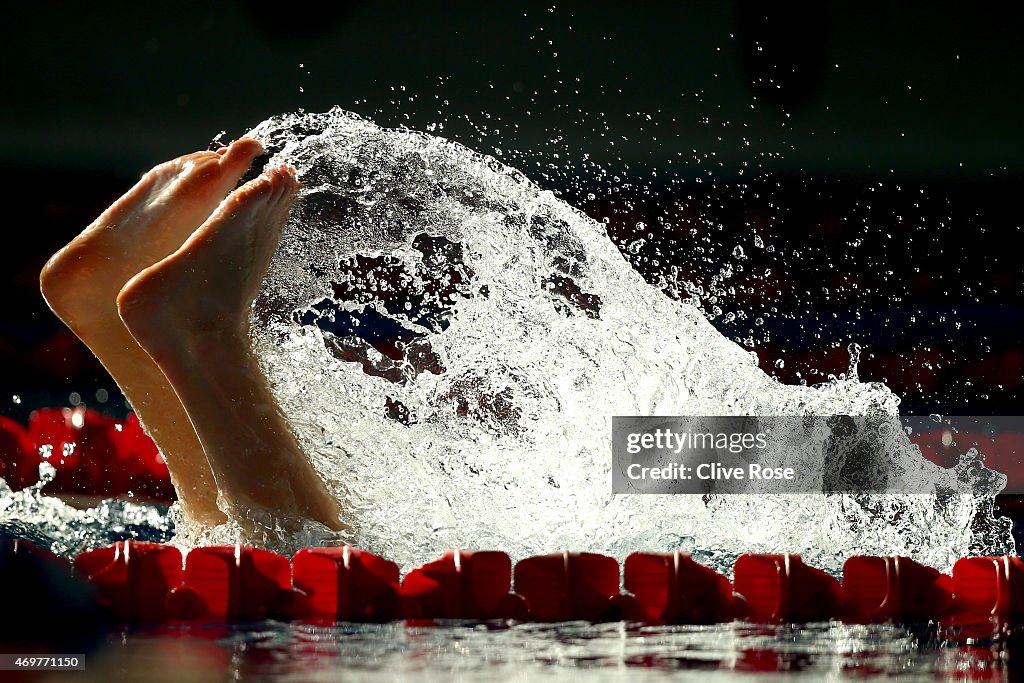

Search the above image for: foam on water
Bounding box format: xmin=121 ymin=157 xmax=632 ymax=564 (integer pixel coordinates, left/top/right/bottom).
xmin=167 ymin=107 xmax=1010 ymax=573
xmin=0 ymin=463 xmax=172 ymax=555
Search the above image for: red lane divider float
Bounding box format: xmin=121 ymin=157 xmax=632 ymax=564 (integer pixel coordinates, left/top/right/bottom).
xmin=513 ymin=552 xmax=620 ymax=621
xmin=74 ymin=540 xmax=183 ymax=622
xmin=0 ymin=407 xmax=174 ymax=501
xmin=7 ymin=538 xmax=1024 ymax=626
xmin=843 ymin=555 xmax=953 ymax=622
xmin=401 ymin=549 xmax=526 ymax=620
xmin=293 ymin=546 xmax=401 ymax=621
xmin=733 ymin=553 xmax=846 ymax=622
xmin=623 ymin=551 xmax=739 ymax=623
xmin=1 ymin=536 xmax=71 ymax=574
xmin=166 ymin=545 xmax=293 ymax=621
xmin=952 ymin=555 xmax=1024 ymax=621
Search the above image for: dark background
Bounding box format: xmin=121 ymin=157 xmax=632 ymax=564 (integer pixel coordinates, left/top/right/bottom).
xmin=2 ymin=1 xmax=1022 ymax=421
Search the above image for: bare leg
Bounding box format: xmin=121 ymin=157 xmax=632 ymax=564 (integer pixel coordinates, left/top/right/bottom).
xmin=117 ymin=165 xmax=344 ymax=531
xmin=39 ymin=139 xmax=264 ymax=524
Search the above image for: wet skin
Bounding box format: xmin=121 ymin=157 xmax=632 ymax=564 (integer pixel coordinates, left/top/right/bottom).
xmin=40 ymin=140 xmax=343 ymax=530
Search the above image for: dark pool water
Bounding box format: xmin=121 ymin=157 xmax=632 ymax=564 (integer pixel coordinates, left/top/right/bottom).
xmin=68 ymin=619 xmax=1019 ymax=682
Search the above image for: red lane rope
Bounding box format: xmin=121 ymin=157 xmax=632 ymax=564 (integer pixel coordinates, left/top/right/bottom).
xmin=0 ymin=538 xmax=1018 ymax=626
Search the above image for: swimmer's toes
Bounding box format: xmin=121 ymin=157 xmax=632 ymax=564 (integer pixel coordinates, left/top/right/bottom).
xmin=50 ymin=139 xmax=266 ymax=293
xmin=103 ymin=151 xmax=222 ymax=224
xmin=170 ymin=138 xmax=265 ymax=200
xmin=206 ymin=165 xmax=295 ymax=237
xmin=251 ymin=166 xmax=298 ymax=274
xmin=117 ymin=164 xmax=299 ymax=358
xmin=219 ymin=137 xmax=265 ymax=176
xmin=220 ymin=172 xmax=276 ymax=217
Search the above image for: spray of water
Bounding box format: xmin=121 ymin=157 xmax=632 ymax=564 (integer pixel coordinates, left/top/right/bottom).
xmin=0 ymin=463 xmax=172 ymax=555
xmin=173 ymin=108 xmax=1011 ymax=573
xmin=1 ymin=108 xmax=1012 ymax=574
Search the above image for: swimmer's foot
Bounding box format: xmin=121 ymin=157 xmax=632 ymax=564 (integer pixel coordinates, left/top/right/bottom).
xmin=39 ymin=138 xmax=265 ymax=524
xmin=117 ymin=165 xmax=345 ymax=531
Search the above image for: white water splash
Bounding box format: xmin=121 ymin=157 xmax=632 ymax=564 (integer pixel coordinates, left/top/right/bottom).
xmin=1 ymin=108 xmax=1010 ymax=573
xmin=0 ymin=463 xmax=172 ymax=555
xmin=172 ymin=107 xmax=1009 ymax=574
